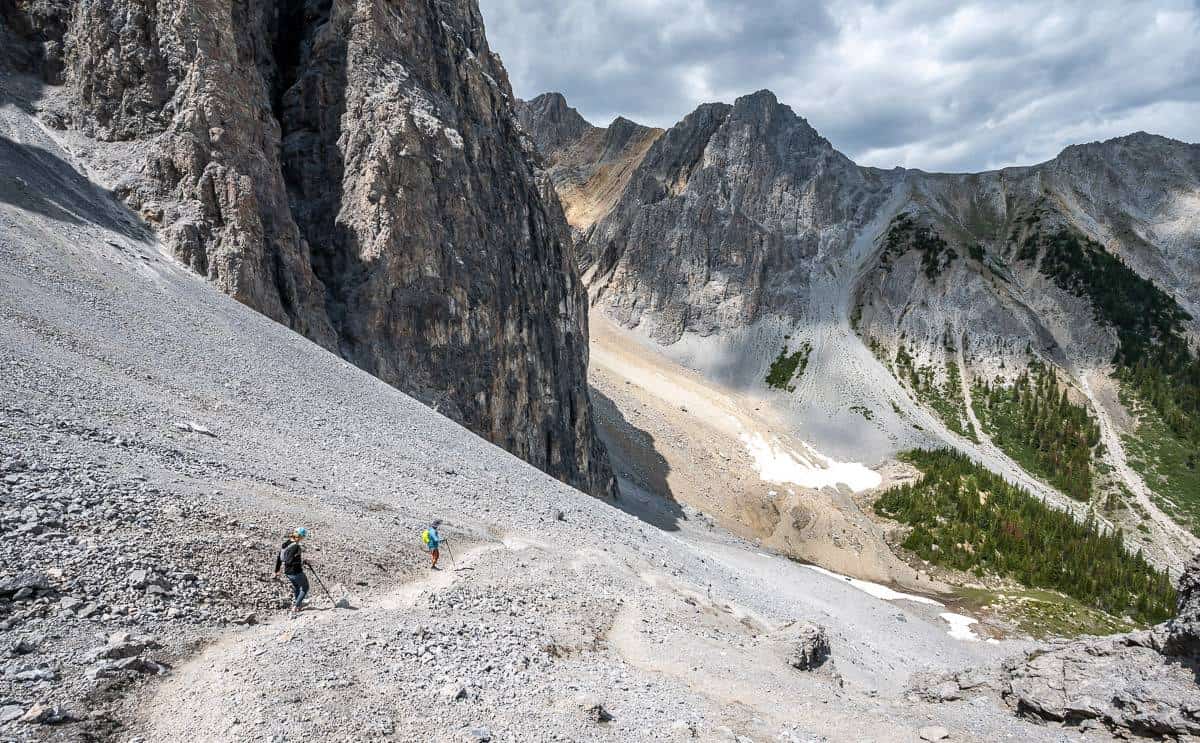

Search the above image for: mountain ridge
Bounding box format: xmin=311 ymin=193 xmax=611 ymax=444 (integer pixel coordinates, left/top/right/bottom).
xmin=524 ymin=89 xmax=1199 ymax=174
xmin=523 ymin=87 xmax=1200 ymax=579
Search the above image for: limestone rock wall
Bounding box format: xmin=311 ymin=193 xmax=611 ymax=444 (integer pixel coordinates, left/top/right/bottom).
xmin=2 ymin=0 xmax=613 ymax=497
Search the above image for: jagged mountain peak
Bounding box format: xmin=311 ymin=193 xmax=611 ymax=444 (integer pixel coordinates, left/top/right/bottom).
xmin=527 ymin=90 xmax=569 ymax=106
xmin=729 ymin=88 xmax=788 ymax=118
xmin=608 ymin=114 xmax=649 ymax=132
xmin=1064 ymin=130 xmax=1193 ymax=152
xmin=1050 ymin=130 xmax=1200 ymax=169
xmin=517 ymin=92 xmax=595 ymax=152
xmin=514 ymin=93 xmax=664 ymax=233
xmin=724 ymin=89 xmax=829 ymax=146
xmin=739 ymin=88 xmax=781 ymax=104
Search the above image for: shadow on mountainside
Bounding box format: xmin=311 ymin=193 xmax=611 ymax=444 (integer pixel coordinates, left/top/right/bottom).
xmin=0 ymin=135 xmax=148 ymax=241
xmin=589 ymin=385 xmax=684 ymax=532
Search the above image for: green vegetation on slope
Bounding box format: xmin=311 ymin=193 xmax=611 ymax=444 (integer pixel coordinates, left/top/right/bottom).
xmin=1016 ymin=224 xmax=1200 ymax=530
xmin=875 ymin=449 xmax=1175 ymax=624
xmin=882 ymin=214 xmax=958 ymax=280
xmin=1120 ymin=385 xmax=1200 ymax=537
xmin=1021 ymin=227 xmax=1200 ymax=452
xmin=765 ymin=342 xmax=812 ymax=392
xmin=894 ymin=347 xmax=975 ymax=440
xmin=973 ymin=362 xmax=1100 ymax=501
xmin=956 ymin=586 xmax=1138 ymax=638
xmin=1124 ymin=357 xmax=1200 ymax=449
xmin=1029 ymin=229 xmax=1189 ymax=365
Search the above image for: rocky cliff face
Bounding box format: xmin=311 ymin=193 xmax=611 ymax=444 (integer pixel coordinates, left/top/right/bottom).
xmin=577 ymin=90 xmax=891 ymax=345
xmin=2 ymin=0 xmax=612 ymax=496
xmin=515 ymin=92 xmax=594 ymax=156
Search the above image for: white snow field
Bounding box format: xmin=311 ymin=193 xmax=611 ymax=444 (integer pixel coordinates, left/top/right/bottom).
xmin=737 ymin=430 xmax=882 ymax=492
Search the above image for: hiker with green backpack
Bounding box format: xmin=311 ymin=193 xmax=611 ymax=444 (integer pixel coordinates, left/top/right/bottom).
xmin=421 ymin=520 xmax=443 ymax=570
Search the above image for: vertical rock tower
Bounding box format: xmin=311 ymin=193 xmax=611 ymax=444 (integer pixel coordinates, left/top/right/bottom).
xmin=2 ymin=0 xmax=613 ymax=496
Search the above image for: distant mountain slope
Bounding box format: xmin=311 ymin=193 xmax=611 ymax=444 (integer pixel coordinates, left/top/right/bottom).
xmin=515 ymin=93 xmax=663 ymax=236
xmin=577 ymin=90 xmax=891 ymax=344
xmin=1 ymin=0 xmax=613 ymax=496
xmin=522 ymin=89 xmax=1200 ymax=572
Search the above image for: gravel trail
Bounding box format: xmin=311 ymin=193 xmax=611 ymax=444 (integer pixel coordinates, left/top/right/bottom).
xmin=0 ymin=91 xmax=1102 ymax=742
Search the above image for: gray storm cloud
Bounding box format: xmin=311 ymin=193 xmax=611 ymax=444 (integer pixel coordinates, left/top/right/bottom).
xmin=478 ymin=0 xmax=1200 ymax=171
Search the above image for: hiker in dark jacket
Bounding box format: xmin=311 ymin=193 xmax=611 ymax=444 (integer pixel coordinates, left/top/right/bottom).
xmin=274 ymin=527 xmax=310 ymax=615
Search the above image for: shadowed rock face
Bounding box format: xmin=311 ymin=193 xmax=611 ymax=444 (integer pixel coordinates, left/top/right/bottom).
xmin=516 ymin=92 xmax=595 ymax=155
xmin=3 ymin=0 xmax=613 ymax=497
xmin=1167 ymin=552 xmax=1200 ymax=656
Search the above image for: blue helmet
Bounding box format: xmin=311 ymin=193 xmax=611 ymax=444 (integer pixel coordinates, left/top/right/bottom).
xmin=294 ymin=527 xmax=309 ymax=538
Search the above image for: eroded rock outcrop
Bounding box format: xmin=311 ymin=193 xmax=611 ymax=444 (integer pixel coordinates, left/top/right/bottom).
xmin=1166 ymin=552 xmax=1200 ymax=657
xmin=912 ymin=555 xmax=1200 ymax=739
xmin=2 ymin=0 xmax=612 ymax=496
xmin=785 ymin=622 xmax=832 ymax=671
xmin=1003 ymin=631 xmax=1200 ymax=737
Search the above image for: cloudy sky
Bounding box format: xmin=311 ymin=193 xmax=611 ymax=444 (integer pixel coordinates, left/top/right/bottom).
xmin=477 ymin=0 xmax=1200 ymax=172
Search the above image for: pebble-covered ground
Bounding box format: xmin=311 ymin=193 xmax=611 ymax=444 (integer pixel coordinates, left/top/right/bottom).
xmin=0 ymin=81 xmax=1108 ymax=742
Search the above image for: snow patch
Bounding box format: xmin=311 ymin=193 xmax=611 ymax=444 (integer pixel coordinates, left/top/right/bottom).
xmin=738 ymin=431 xmax=882 ymax=492
xmin=939 ymin=612 xmax=981 ymax=641
xmin=804 ymin=565 xmax=943 ymax=606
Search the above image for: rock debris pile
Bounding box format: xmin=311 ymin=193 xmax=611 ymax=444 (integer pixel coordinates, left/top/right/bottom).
xmin=913 ymin=553 xmax=1200 ymax=738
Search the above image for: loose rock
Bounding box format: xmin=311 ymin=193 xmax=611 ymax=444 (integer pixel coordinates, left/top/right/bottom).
xmin=786 ymin=623 xmax=831 ymax=671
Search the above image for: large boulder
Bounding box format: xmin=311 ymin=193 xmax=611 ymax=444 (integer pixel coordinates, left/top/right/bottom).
xmin=785 ymin=622 xmax=832 ymax=671
xmin=85 ymin=632 xmax=161 ymax=662
xmin=1003 ymin=634 xmax=1200 ymax=737
xmin=1165 ymin=552 xmax=1200 ymax=657
xmin=0 ymin=571 xmax=51 ymax=596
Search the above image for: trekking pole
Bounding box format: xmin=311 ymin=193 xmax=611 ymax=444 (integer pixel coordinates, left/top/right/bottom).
xmin=305 ymin=564 xmax=336 ymax=604
xmin=444 ymin=540 xmax=457 ymax=570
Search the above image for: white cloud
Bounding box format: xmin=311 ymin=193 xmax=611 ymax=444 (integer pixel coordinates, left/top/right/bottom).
xmin=478 ymin=0 xmax=1200 ymax=171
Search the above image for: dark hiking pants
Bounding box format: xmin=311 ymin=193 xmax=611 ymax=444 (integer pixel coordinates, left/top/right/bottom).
xmin=286 ymin=571 xmax=309 ymax=608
